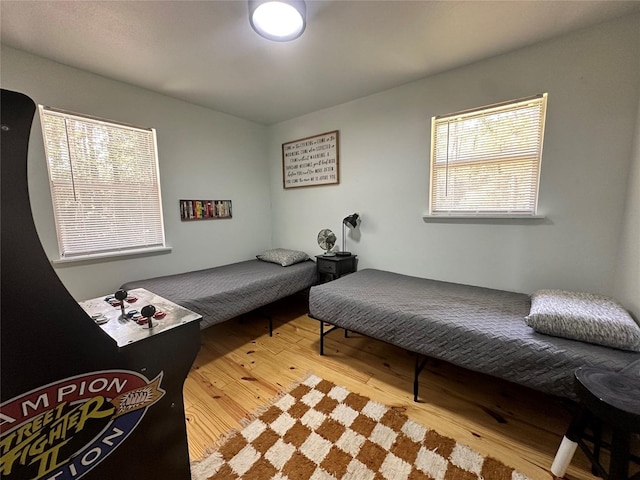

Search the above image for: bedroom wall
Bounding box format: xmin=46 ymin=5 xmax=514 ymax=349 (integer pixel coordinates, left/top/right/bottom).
xmin=1 ymin=46 xmax=271 ymax=300
xmin=269 ymin=14 xmax=640 ymax=311
xmin=614 ymin=94 xmax=640 ymax=316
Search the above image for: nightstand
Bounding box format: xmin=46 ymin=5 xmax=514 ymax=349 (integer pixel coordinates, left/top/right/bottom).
xmin=316 ymin=254 xmax=357 ymax=283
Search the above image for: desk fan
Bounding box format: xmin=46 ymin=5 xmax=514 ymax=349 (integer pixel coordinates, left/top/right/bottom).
xmin=317 ymin=229 xmax=337 ymax=256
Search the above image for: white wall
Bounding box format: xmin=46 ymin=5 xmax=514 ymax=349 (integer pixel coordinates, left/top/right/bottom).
xmin=614 ymin=94 xmax=640 ymax=316
xmin=269 ymin=15 xmax=640 ymax=307
xmin=1 ymin=46 xmax=271 ymax=300
xmin=3 ymin=14 xmax=639 ymax=312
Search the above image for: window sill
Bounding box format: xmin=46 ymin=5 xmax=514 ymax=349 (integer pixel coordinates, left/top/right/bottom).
xmin=52 ymin=246 xmax=172 ymax=266
xmin=423 ymin=214 xmax=548 ymax=224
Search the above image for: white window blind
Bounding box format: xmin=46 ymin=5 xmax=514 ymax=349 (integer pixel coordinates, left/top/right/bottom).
xmin=39 ymin=106 xmax=166 ymax=258
xmin=429 ymin=94 xmax=547 ymax=216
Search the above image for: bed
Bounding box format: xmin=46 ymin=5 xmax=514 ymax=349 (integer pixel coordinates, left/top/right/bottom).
xmin=121 ymin=254 xmax=318 ymax=332
xmin=308 ymin=268 xmax=640 ymax=400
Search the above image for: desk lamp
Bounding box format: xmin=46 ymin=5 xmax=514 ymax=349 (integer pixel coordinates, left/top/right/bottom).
xmin=338 ymin=213 xmax=359 ymax=256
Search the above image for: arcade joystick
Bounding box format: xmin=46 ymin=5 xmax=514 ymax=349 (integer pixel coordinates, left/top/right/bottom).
xmin=141 ymin=305 xmax=156 ymax=329
xmin=115 ymin=289 xmax=128 ymax=319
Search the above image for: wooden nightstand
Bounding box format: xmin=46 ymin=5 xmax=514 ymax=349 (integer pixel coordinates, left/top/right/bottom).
xmin=316 ymin=254 xmax=357 ymax=283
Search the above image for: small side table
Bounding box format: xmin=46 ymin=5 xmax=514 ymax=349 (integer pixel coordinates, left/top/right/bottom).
xmin=551 ymin=366 xmax=640 ymax=479
xmin=316 ymin=254 xmax=357 ymax=283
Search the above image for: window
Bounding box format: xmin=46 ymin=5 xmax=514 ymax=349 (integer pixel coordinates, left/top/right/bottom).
xmin=39 ymin=106 xmax=166 ymax=259
xmin=429 ymin=94 xmax=547 ymax=216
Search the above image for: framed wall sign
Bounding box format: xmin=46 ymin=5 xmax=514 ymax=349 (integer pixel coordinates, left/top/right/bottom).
xmin=282 ymin=130 xmax=339 ymax=189
xmin=180 ymin=200 xmax=232 ymax=220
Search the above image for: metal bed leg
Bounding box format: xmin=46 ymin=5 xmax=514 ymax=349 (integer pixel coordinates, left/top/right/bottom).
xmin=255 ymin=308 xmax=273 ymax=336
xmin=414 ymin=354 xmax=428 ymax=402
xmin=316 ymin=317 xmax=340 ymax=355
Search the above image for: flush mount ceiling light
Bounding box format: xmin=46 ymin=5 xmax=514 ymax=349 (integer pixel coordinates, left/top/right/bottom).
xmin=249 ymin=0 xmax=306 ymax=42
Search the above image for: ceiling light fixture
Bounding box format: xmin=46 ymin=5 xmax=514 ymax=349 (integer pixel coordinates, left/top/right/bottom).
xmin=249 ymin=0 xmax=306 ymax=42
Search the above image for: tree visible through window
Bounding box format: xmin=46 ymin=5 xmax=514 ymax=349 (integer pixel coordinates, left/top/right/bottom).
xmin=429 ymin=94 xmax=547 ymax=216
xmin=39 ymin=106 xmax=166 ymax=258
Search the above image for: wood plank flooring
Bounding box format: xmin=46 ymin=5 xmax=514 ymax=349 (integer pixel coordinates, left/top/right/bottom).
xmin=184 ymin=293 xmax=602 ymax=480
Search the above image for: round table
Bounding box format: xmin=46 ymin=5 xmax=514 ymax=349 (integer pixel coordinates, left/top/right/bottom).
xmin=551 ymin=366 xmax=640 ymax=479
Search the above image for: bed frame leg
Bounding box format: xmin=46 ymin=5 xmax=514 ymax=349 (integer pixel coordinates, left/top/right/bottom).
xmin=414 ymin=354 xmax=428 ymax=402
xmin=314 ymin=316 xmax=341 ymax=356
xmin=256 ymin=310 xmax=273 ymax=336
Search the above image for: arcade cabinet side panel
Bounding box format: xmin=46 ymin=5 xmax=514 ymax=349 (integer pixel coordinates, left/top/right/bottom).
xmin=1 ymin=89 xmax=199 ymax=480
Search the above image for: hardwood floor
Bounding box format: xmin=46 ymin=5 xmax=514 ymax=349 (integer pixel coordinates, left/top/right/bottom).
xmin=184 ymin=293 xmax=602 ymax=480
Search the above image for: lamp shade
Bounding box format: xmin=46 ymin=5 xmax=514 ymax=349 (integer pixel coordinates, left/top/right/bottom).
xmin=249 ymin=0 xmax=306 ymax=42
xmin=343 ymin=213 xmax=359 ymax=229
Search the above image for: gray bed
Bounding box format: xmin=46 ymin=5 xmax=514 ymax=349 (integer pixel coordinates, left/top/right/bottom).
xmin=122 ymin=259 xmax=318 ymax=331
xmin=308 ymin=268 xmax=638 ymax=399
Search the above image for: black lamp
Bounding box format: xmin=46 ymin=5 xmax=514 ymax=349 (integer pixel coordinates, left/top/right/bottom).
xmin=338 ymin=213 xmax=359 ymax=256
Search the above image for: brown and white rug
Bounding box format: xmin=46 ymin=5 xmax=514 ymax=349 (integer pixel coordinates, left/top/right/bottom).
xmin=191 ymin=374 xmax=531 ymax=480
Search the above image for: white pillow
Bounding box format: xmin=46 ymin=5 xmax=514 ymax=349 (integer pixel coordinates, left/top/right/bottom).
xmin=525 ymin=289 xmax=640 ymax=352
xmin=256 ymin=248 xmax=310 ymax=267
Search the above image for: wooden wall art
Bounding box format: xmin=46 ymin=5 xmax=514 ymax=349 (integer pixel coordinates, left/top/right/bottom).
xmin=180 ymin=200 xmax=232 ymax=220
xmin=282 ymin=130 xmax=339 ymax=189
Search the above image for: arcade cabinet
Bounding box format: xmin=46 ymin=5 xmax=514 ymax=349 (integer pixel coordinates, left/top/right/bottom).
xmin=1 ymin=89 xmax=202 ymax=480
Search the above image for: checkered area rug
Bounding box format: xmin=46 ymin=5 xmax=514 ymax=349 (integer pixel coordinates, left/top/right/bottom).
xmin=191 ymin=374 xmax=531 ymax=480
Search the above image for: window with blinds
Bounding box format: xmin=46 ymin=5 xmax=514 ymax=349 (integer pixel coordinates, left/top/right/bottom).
xmin=429 ymin=94 xmax=547 ymax=216
xmin=39 ymin=106 xmax=166 ymax=258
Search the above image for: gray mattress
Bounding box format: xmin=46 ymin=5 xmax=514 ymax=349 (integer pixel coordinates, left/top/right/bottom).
xmin=122 ymin=259 xmax=318 ymax=330
xmin=308 ymin=269 xmax=638 ymax=399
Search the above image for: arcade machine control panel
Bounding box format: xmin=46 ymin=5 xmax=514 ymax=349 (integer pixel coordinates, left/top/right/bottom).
xmin=79 ymin=288 xmax=201 ymax=348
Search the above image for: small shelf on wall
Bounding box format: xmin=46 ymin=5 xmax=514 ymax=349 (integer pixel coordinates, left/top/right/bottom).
xmin=180 ymin=200 xmax=232 ymax=221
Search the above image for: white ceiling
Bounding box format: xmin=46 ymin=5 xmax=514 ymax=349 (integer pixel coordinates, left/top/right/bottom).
xmin=2 ymin=1 xmax=639 ymax=125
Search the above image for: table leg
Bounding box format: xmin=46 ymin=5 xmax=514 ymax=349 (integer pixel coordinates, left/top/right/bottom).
xmin=609 ymin=429 xmax=630 ymax=480
xmin=551 ymin=405 xmax=589 ymax=477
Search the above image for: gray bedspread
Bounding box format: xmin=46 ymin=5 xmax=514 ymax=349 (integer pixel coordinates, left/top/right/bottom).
xmin=308 ymin=269 xmax=638 ymax=399
xmin=122 ymin=259 xmax=317 ymax=330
